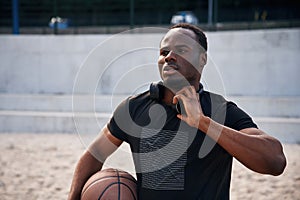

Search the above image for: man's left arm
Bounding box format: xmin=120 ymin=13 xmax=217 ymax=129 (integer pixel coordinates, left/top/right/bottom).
xmin=174 ymin=86 xmax=287 ymax=176
xmin=199 ymin=121 xmax=286 ymax=176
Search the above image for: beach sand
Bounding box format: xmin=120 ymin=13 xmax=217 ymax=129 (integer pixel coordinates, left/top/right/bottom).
xmin=0 ymin=133 xmax=299 ymax=200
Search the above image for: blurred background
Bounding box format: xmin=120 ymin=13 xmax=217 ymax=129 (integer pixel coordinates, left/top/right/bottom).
xmin=1 ymin=0 xmax=300 ymax=34
xmin=0 ymin=2 xmax=300 ymax=199
xmin=0 ymin=0 xmax=300 ymax=143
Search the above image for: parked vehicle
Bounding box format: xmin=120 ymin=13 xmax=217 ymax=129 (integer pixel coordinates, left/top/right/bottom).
xmin=49 ymin=16 xmax=69 ymax=29
xmin=171 ymin=11 xmax=199 ymax=25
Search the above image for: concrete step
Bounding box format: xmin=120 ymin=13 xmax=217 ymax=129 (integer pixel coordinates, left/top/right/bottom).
xmin=0 ymin=94 xmax=126 ymax=113
xmin=0 ymin=110 xmax=299 ymax=143
xmin=0 ymin=110 xmax=111 ymax=134
xmin=1 ymin=94 xmax=299 ymax=143
xmin=228 ymin=96 xmax=300 ymax=118
xmin=254 ymin=117 xmax=300 ymax=144
xmin=1 ymin=94 xmax=299 ymax=117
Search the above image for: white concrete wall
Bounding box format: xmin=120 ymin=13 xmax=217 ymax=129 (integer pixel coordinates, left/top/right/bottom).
xmin=1 ymin=28 xmax=299 ymax=96
xmin=205 ymin=28 xmax=300 ymax=96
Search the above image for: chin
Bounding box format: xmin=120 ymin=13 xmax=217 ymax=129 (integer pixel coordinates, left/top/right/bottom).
xmin=163 ymin=77 xmax=190 ymax=91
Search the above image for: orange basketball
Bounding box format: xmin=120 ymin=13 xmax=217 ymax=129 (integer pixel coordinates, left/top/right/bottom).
xmin=81 ymin=168 xmax=137 ymax=200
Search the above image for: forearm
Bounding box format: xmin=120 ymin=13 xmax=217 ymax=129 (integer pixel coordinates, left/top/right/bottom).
xmin=68 ymin=150 xmax=103 ymax=200
xmin=68 ymin=127 xmax=122 ymax=200
xmin=198 ymin=116 xmax=286 ymax=175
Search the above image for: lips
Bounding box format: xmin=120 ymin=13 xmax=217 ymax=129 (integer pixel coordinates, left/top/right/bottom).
xmin=163 ymin=64 xmax=179 ymax=72
xmin=163 ymin=65 xmax=180 ymax=76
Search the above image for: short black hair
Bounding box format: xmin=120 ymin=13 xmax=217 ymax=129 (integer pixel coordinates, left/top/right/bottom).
xmin=170 ymin=23 xmax=208 ymax=52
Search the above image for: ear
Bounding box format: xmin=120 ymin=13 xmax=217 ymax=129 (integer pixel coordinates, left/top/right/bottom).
xmin=200 ymin=52 xmax=207 ymax=66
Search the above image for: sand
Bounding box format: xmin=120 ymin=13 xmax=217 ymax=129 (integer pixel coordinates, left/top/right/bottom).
xmin=0 ymin=133 xmax=299 ymax=200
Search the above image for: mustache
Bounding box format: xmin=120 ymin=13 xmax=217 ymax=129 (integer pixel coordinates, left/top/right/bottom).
xmin=164 ymin=62 xmax=179 ymax=70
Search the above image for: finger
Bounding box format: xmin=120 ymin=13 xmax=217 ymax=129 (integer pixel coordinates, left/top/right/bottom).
xmin=188 ymin=86 xmax=197 ymax=97
xmin=172 ymin=93 xmax=188 ymax=105
xmin=183 ymin=86 xmax=197 ymax=97
xmin=177 ymin=114 xmax=182 ymax=120
xmin=175 ymin=92 xmax=189 ymax=103
xmin=177 ymin=87 xmax=191 ymax=97
xmin=196 ymin=93 xmax=200 ymax=101
xmin=172 ymin=95 xmax=179 ymax=104
xmin=177 ymin=113 xmax=185 ymax=120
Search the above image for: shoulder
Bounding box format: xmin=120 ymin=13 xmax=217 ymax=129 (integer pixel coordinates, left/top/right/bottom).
xmin=108 ymin=90 xmax=152 ymax=141
xmin=129 ymin=90 xmax=151 ymax=103
xmin=201 ymin=90 xmax=240 ymax=109
xmin=122 ymin=90 xmax=151 ymax=107
xmin=114 ymin=90 xmax=152 ymax=114
xmin=202 ymin=91 xmax=257 ymax=130
xmin=201 ymin=90 xmax=228 ymax=104
xmin=200 ymin=90 xmax=229 ymax=116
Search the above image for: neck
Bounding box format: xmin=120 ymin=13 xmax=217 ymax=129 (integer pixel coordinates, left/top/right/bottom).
xmin=161 ymin=82 xmax=200 ymax=105
xmin=162 ymin=88 xmax=175 ymax=105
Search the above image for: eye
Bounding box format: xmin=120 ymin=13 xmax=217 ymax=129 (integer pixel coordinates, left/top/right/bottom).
xmin=176 ymin=48 xmax=187 ymax=54
xmin=160 ymin=49 xmax=169 ymax=56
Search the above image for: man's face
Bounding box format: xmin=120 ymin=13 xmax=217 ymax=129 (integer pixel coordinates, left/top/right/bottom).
xmin=158 ymin=28 xmax=205 ymax=90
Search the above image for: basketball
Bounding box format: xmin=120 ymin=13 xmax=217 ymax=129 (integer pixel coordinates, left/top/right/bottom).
xmin=81 ymin=168 xmax=137 ymax=200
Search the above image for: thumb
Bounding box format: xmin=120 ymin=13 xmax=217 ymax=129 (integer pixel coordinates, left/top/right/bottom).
xmin=173 ymin=95 xmax=179 ymax=105
xmin=177 ymin=114 xmax=183 ymax=120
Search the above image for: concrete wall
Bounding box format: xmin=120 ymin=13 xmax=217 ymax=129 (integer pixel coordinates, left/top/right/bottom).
xmin=1 ymin=28 xmax=299 ymax=96
xmin=205 ymin=28 xmax=300 ymax=96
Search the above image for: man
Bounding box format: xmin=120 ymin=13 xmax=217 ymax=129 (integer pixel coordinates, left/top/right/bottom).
xmin=68 ymin=23 xmax=286 ymax=200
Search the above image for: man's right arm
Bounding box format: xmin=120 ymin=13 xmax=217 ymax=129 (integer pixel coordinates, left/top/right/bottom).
xmin=68 ymin=126 xmax=123 ymax=200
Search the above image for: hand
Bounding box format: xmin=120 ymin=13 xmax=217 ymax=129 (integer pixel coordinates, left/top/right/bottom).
xmin=173 ymin=86 xmax=204 ymax=128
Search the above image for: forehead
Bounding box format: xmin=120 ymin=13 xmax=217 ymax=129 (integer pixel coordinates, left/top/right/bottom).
xmin=160 ymin=28 xmax=197 ymax=48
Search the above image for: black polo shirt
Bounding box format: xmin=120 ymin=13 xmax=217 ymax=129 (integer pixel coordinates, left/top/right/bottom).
xmin=107 ymin=89 xmax=257 ymax=200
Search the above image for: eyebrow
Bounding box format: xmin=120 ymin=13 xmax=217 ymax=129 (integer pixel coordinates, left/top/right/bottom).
xmin=160 ymin=44 xmax=190 ymax=50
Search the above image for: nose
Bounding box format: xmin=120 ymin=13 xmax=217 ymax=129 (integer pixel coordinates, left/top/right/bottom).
xmin=165 ymin=50 xmax=177 ymax=62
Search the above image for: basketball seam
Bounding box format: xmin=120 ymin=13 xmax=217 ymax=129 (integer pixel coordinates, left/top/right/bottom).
xmin=97 ymin=182 xmax=137 ymax=200
xmin=97 ymin=182 xmax=118 ymax=200
xmin=81 ymin=175 xmax=136 ymax=196
xmin=121 ymin=182 xmax=138 ymax=200
xmin=117 ymin=169 xmax=121 ymax=200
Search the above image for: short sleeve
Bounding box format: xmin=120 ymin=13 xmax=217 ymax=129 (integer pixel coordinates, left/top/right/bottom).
xmin=225 ymin=102 xmax=258 ymax=131
xmin=107 ymin=117 xmax=128 ymax=142
xmin=107 ymin=98 xmax=131 ymax=142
